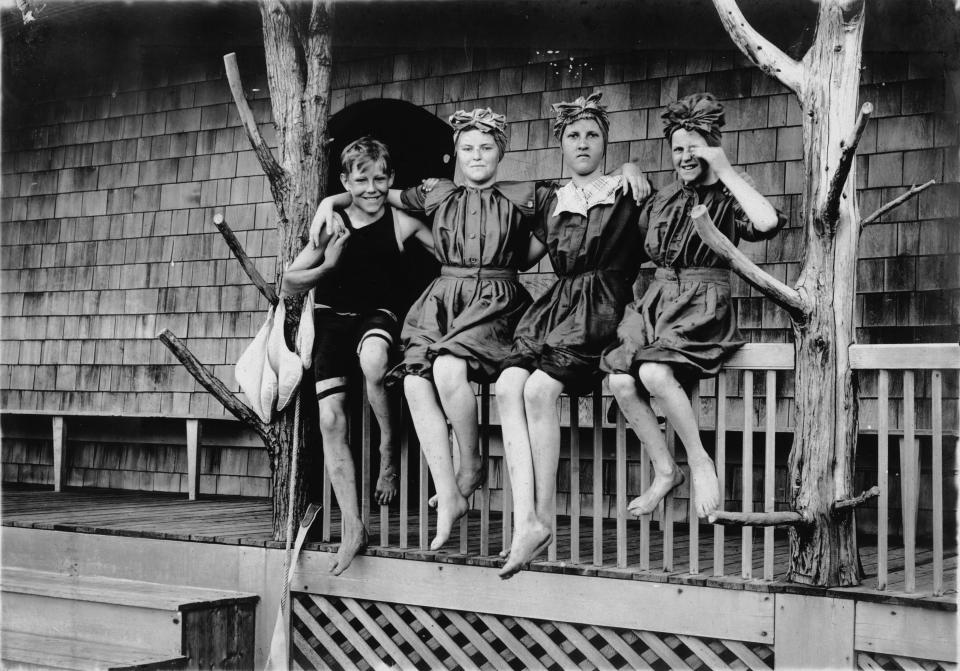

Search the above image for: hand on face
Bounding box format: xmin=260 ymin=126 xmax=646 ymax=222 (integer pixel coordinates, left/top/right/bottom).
xmin=687 ymin=145 xmax=731 ymax=174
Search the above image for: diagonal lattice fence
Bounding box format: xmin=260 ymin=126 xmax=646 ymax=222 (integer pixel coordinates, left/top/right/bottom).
xmin=291 ymin=592 xmax=776 ymax=670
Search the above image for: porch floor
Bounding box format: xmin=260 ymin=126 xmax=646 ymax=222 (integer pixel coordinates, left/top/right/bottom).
xmin=2 ymin=485 xmax=954 ymax=610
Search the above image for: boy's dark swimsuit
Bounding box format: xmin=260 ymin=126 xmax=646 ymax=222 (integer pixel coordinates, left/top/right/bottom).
xmin=311 ymin=206 xmax=408 ymax=398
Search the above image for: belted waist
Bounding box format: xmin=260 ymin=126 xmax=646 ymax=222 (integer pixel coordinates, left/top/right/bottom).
xmin=441 ymin=265 xmax=518 ymax=281
xmin=655 ymin=267 xmax=730 ymax=284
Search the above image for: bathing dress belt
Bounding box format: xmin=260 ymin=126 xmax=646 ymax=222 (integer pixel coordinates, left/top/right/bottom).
xmin=655 ymin=266 xmax=731 ymax=289
xmin=440 ymin=265 xmax=518 ymax=281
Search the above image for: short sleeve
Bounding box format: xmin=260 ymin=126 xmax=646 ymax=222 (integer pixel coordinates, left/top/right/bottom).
xmin=400 ymin=179 xmax=459 ymax=215
xmin=530 ymin=180 xmax=559 ymax=243
xmin=731 ymin=171 xmax=787 ymax=242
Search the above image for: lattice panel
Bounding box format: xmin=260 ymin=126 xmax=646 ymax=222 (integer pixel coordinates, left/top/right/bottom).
xmin=291 ymin=593 xmax=775 ymax=670
xmin=858 ymin=651 xmax=957 ymax=671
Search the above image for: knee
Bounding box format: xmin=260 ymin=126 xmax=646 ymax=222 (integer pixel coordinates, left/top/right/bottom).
xmin=432 ymin=355 xmax=466 ymax=397
xmin=495 ymin=368 xmax=526 ymax=405
xmin=358 ymin=339 xmax=390 ymax=384
xmin=607 ymin=373 xmax=638 ymax=399
xmin=523 ymin=374 xmax=561 ymax=417
xmin=637 ymin=362 xmax=674 ymax=394
xmin=317 ymin=398 xmax=347 ymax=438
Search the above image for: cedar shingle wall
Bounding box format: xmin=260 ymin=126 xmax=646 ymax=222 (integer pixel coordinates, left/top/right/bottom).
xmin=1 ymin=45 xmax=957 ymax=492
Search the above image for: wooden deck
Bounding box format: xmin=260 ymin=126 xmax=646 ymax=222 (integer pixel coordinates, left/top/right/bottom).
xmin=2 ymin=485 xmax=955 ymax=610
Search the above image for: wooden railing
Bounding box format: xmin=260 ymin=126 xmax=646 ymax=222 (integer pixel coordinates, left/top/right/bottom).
xmin=319 ymin=343 xmax=958 ymax=594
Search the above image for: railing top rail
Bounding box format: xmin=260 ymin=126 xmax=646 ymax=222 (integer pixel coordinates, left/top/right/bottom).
xmin=849 ymin=344 xmax=960 ymax=371
xmin=720 ymin=343 xmax=959 ymax=371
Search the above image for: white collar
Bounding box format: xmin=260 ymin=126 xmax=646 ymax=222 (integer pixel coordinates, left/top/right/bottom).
xmin=552 ymin=175 xmax=623 ymax=218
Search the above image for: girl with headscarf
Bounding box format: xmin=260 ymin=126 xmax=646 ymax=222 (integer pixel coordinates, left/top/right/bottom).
xmin=495 ymin=92 xmax=652 ymax=578
xmin=602 ymin=93 xmax=786 ymax=521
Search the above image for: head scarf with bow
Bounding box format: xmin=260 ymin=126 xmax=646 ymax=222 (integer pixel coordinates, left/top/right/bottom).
xmin=449 ymin=108 xmax=508 ymax=157
xmin=552 ymin=91 xmax=610 ymax=143
xmin=661 ymin=93 xmax=725 ymax=146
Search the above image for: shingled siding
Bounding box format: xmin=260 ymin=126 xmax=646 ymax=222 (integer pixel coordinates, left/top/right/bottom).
xmin=1 ymin=45 xmax=957 ymax=493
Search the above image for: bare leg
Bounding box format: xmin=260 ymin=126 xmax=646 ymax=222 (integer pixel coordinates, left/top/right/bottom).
xmin=359 ymin=338 xmax=397 ymax=505
xmin=433 ymin=355 xmax=484 ymax=501
xmin=607 ymin=373 xmax=684 ymax=517
xmin=495 ymin=368 xmax=551 ymax=579
xmin=637 ymin=363 xmax=720 ymax=518
xmin=524 ymin=371 xmax=565 ymax=526
xmin=317 ymin=393 xmax=368 ymax=575
xmin=404 ymin=375 xmax=468 ymax=551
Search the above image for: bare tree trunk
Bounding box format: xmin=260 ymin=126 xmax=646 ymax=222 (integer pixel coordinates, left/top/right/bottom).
xmin=788 ymin=0 xmax=866 ymax=586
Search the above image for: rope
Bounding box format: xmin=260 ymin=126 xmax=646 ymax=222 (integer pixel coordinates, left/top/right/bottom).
xmin=279 ymin=392 xmax=302 ymax=614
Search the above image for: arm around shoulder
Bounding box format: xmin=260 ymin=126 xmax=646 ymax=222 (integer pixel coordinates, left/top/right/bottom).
xmin=394 ymin=208 xmax=434 ymax=254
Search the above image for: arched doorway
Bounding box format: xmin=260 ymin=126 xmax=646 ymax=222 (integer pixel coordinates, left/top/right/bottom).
xmin=326 ymin=99 xmax=454 ymax=192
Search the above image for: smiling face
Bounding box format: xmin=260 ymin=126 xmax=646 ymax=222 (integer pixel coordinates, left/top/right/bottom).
xmin=670 ymin=128 xmax=713 ymax=185
xmin=341 ymin=160 xmax=393 ymax=217
xmin=455 ymin=129 xmax=501 ymax=187
xmin=561 ymin=118 xmax=606 ymax=180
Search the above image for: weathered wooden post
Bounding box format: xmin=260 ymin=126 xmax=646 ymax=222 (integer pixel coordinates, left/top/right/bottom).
xmin=159 ymin=0 xmax=335 ymax=539
xmin=699 ymin=0 xmax=933 ymax=586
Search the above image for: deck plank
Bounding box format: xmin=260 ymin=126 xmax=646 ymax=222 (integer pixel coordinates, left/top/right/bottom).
xmin=2 ymin=486 xmax=953 ymax=604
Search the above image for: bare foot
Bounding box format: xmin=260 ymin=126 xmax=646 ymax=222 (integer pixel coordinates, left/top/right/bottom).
xmin=498 ymin=522 xmax=551 ymax=579
xmin=330 ymin=519 xmax=368 ymax=576
xmin=429 ymin=493 xmax=469 ymax=551
xmin=627 ymin=468 xmax=684 ymax=518
xmin=428 ymin=460 xmax=485 ymax=508
xmin=375 ymin=455 xmax=398 ymax=505
xmin=689 ymin=457 xmax=721 ymax=518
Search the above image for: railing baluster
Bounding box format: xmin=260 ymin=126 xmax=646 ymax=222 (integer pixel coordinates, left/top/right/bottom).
xmin=663 ymin=422 xmax=676 ymax=573
xmin=742 ymin=370 xmax=754 ymax=580
xmin=361 ymin=386 xmax=371 ymax=528
xmin=616 ymin=408 xmax=627 ymax=569
xmin=322 ymin=460 xmax=332 ymax=542
xmin=569 ymin=396 xmax=581 ymax=565
xmin=639 ymin=422 xmax=650 ymax=572
xmin=419 ymin=440 xmax=429 ymax=551
xmin=689 ymin=386 xmax=700 ymax=575
xmin=901 ymin=370 xmax=917 ymax=593
xmin=480 ymin=385 xmax=490 ymax=557
xmin=592 ymin=388 xmax=604 ymax=567
xmin=549 ymin=394 xmax=559 ymax=563
xmin=399 ymin=402 xmax=409 ymax=550
xmin=764 ymin=370 xmax=776 ymax=581
xmin=932 ymin=370 xmax=943 ymax=596
xmin=501 ymin=453 xmax=513 ymax=557
xmin=877 ymin=370 xmax=889 ymax=590
xmin=713 ymin=371 xmax=727 ymax=577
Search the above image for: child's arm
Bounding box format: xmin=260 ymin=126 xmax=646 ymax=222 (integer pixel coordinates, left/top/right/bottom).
xmin=282 ymin=219 xmax=349 ymax=296
xmin=610 ymin=161 xmax=652 ymax=204
xmin=308 ymin=192 xmax=353 ymax=247
xmin=522 ymin=234 xmax=548 ymax=271
xmin=394 ymin=209 xmax=435 ymax=255
xmin=689 ymin=146 xmax=779 ymax=233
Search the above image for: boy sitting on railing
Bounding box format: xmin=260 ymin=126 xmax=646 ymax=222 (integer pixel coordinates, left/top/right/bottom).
xmin=281 ymin=137 xmax=433 ymax=575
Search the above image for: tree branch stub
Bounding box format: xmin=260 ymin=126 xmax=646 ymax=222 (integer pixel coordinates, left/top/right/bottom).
xmin=223 ymin=52 xmax=289 ymax=198
xmin=709 ymin=0 xmax=804 ymax=94
xmin=157 ymin=328 xmax=271 ymax=444
xmin=832 ymin=485 xmax=880 ymax=514
xmin=690 ymin=205 xmax=807 ymax=321
xmin=708 ymin=510 xmax=810 ymax=527
xmin=213 ymin=212 xmax=279 ymax=306
xmin=860 ymin=180 xmax=935 ymax=232
xmin=825 ymin=102 xmax=873 ymax=223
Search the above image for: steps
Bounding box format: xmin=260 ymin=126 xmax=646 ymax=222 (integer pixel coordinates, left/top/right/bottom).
xmin=1 ymin=567 xmax=258 ymax=670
